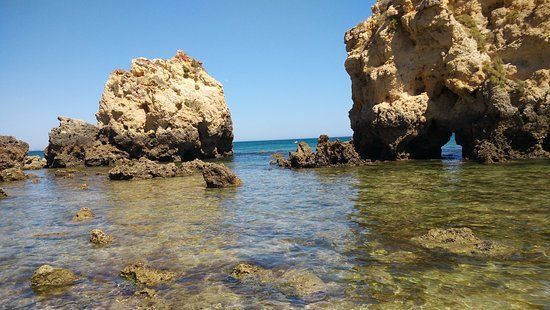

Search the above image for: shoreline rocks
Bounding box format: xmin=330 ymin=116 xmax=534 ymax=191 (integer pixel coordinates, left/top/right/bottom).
xmin=0 ymin=136 xmax=28 ymax=182
xmin=275 ymin=135 xmax=369 ymax=168
xmin=73 ymin=208 xmax=94 ymax=221
xmin=90 ymin=229 xmax=113 ymax=245
xmin=120 ymin=262 xmax=174 ymax=287
xmin=23 ymin=156 xmax=47 ymax=170
xmin=345 ymin=0 xmax=549 ymax=163
xmin=30 ymin=265 xmax=77 ymax=291
xmin=0 ymin=187 xmax=7 ymax=198
xmin=108 ymin=157 xmax=205 ymax=180
xmin=412 ymin=228 xmax=512 ymax=257
xmin=202 ymin=163 xmax=242 ymax=188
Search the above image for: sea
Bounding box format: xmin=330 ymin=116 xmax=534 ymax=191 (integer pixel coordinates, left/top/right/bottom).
xmin=1 ymin=136 xmax=548 ymax=308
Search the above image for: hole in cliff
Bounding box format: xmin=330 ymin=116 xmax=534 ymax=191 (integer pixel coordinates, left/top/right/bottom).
xmin=442 ymin=133 xmax=462 ymax=160
xmin=506 ymin=129 xmax=538 ymax=152
xmin=408 ymin=121 xmax=453 ymax=159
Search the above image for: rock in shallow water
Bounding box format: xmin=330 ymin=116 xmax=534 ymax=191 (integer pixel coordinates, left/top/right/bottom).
xmin=108 ymin=157 xmax=204 ymax=180
xmin=202 ymin=163 xmax=241 ymax=188
xmin=120 ymin=262 xmax=174 ymax=287
xmin=276 ymin=135 xmax=368 ymax=168
xmin=89 ymin=229 xmax=113 ymax=245
xmin=345 ymin=1 xmax=549 ymax=162
xmin=412 ymin=228 xmax=512 ymax=257
xmin=0 ymin=167 xmax=26 ymax=182
xmin=73 ymin=207 xmax=94 ymax=221
xmin=23 ymin=156 xmax=47 ymax=170
xmin=0 ymin=187 xmax=7 ymax=198
xmin=30 ymin=265 xmax=77 ymax=291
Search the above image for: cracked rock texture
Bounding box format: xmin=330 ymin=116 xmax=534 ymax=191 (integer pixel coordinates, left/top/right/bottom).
xmin=345 ymin=0 xmax=549 ymax=162
xmin=0 ymin=136 xmax=28 ymax=181
xmin=97 ymin=50 xmax=234 ymax=161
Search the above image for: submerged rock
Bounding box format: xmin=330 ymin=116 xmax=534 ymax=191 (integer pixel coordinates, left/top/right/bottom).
xmin=73 ymin=207 xmax=94 ymax=221
xmin=54 ymin=169 xmax=77 ymax=178
xmin=23 ymin=156 xmax=47 ymax=170
xmin=45 ymin=117 xmax=128 ymax=168
xmin=230 ymin=263 xmax=326 ymax=300
xmin=30 ymin=264 xmax=77 ymax=291
xmin=201 ymin=163 xmax=241 ymax=188
xmin=276 ymin=135 xmax=368 ymax=168
xmin=0 ymin=167 xmax=26 ymax=182
xmin=120 ymin=262 xmax=174 ymax=287
xmin=412 ymin=228 xmax=512 ymax=257
xmin=0 ymin=187 xmax=7 ymax=198
xmin=345 ymin=1 xmax=549 ymax=162
xmin=79 ymin=183 xmax=89 ymax=190
xmin=90 ymin=229 xmax=113 ymax=245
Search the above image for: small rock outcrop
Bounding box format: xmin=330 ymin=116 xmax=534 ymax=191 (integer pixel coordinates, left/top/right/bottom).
xmin=89 ymin=229 xmax=113 ymax=245
xmin=276 ymin=135 xmax=368 ymax=168
xmin=0 ymin=187 xmax=7 ymax=198
xmin=0 ymin=136 xmax=28 ymax=182
xmin=73 ymin=207 xmax=94 ymax=221
xmin=23 ymin=156 xmax=47 ymax=170
xmin=97 ymin=50 xmax=234 ymax=161
xmin=345 ymin=0 xmax=549 ymax=163
xmin=201 ymin=163 xmax=242 ymax=188
xmin=108 ymin=158 xmax=205 ymax=180
xmin=30 ymin=264 xmax=78 ymax=291
xmin=45 ymin=117 xmax=128 ymax=168
xmin=412 ymin=227 xmax=512 ymax=257
xmin=120 ymin=262 xmax=174 ymax=287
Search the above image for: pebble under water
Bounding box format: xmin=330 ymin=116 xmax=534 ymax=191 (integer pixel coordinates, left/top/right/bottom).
xmin=0 ymin=137 xmax=548 ymax=308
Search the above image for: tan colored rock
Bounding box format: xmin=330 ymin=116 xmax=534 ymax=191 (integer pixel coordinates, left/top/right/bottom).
xmin=120 ymin=262 xmax=174 ymax=287
xmin=0 ymin=136 xmax=28 ymax=171
xmin=23 ymin=156 xmax=47 ymax=170
xmin=0 ymin=167 xmax=26 ymax=182
xmin=73 ymin=207 xmax=94 ymax=221
xmin=30 ymin=264 xmax=77 ymax=291
xmin=97 ymin=50 xmax=234 ymax=161
xmin=89 ymin=229 xmax=113 ymax=245
xmin=345 ymin=0 xmax=549 ymax=162
xmin=0 ymin=187 xmax=7 ymax=198
xmin=201 ymin=163 xmax=241 ymax=188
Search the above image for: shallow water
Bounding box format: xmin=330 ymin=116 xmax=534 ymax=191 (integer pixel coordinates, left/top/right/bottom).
xmin=1 ymin=137 xmax=549 ymax=308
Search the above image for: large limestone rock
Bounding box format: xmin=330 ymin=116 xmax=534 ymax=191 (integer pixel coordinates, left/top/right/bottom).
xmin=345 ymin=0 xmax=549 ymax=162
xmin=0 ymin=136 xmax=28 ymax=181
xmin=30 ymin=264 xmax=78 ymax=292
xmin=97 ymin=50 xmax=234 ymax=161
xmin=44 ymin=117 xmax=127 ymax=168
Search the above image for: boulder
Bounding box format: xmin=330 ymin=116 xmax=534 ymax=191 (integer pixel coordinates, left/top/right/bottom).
xmin=120 ymin=262 xmax=174 ymax=287
xmin=412 ymin=228 xmax=513 ymax=257
xmin=44 ymin=117 xmax=128 ymax=168
xmin=201 ymin=163 xmax=241 ymax=188
xmin=30 ymin=264 xmax=77 ymax=291
xmin=23 ymin=156 xmax=47 ymax=170
xmin=97 ymin=50 xmax=234 ymax=161
xmin=89 ymin=229 xmax=113 ymax=245
xmin=345 ymin=1 xmax=550 ymax=162
xmin=0 ymin=167 xmax=26 ymax=182
xmin=0 ymin=136 xmax=28 ymax=171
xmin=0 ymin=187 xmax=7 ymax=198
xmin=72 ymin=207 xmax=94 ymax=221
xmin=276 ymin=135 xmax=368 ymax=168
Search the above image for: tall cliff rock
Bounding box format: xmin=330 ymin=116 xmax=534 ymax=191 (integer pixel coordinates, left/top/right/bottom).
xmin=45 ymin=51 xmax=234 ymax=167
xmin=97 ymin=51 xmax=234 ymax=161
xmin=345 ymin=0 xmax=549 ymax=162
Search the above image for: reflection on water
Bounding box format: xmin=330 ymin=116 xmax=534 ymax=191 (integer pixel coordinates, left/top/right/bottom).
xmin=0 ymin=145 xmax=549 ymax=308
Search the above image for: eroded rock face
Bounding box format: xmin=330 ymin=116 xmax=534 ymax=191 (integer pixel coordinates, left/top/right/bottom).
xmin=276 ymin=135 xmax=368 ymax=168
xmin=30 ymin=265 xmax=77 ymax=291
xmin=120 ymin=262 xmax=174 ymax=287
xmin=45 ymin=117 xmax=128 ymax=168
xmin=108 ymin=157 xmax=205 ymax=180
xmin=97 ymin=51 xmax=234 ymax=161
xmin=23 ymin=156 xmax=47 ymax=170
xmin=0 ymin=136 xmax=28 ymax=170
xmin=345 ymin=0 xmax=550 ymax=162
xmin=90 ymin=229 xmax=113 ymax=245
xmin=0 ymin=168 xmax=26 ymax=182
xmin=412 ymin=227 xmax=512 ymax=257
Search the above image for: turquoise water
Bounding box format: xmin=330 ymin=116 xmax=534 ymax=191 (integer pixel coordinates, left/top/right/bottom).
xmin=1 ymin=136 xmax=549 ymax=308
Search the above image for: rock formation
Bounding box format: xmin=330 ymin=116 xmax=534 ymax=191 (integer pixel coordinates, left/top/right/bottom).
xmin=89 ymin=229 xmax=113 ymax=245
xmin=0 ymin=187 xmax=7 ymax=198
xmin=97 ymin=50 xmax=234 ymax=161
xmin=120 ymin=262 xmax=174 ymax=287
xmin=23 ymin=156 xmax=47 ymax=170
xmin=30 ymin=264 xmax=77 ymax=291
xmin=72 ymin=207 xmax=94 ymax=221
xmin=45 ymin=51 xmax=234 ymax=167
xmin=275 ymin=135 xmax=368 ymax=168
xmin=108 ymin=158 xmax=205 ymax=180
xmin=345 ymin=0 xmax=549 ymax=163
xmin=201 ymin=163 xmax=242 ymax=188
xmin=0 ymin=136 xmax=28 ymax=181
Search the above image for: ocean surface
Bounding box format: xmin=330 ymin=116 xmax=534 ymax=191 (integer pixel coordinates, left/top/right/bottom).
xmin=1 ymin=136 xmax=549 ymax=308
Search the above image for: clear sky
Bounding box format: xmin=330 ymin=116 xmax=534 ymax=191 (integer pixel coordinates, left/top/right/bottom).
xmin=0 ymin=0 xmax=373 ymax=150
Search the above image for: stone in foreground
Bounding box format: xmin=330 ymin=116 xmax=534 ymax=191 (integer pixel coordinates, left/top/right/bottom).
xmin=30 ymin=264 xmax=77 ymax=291
xmin=276 ymin=135 xmax=368 ymax=168
xmin=120 ymin=262 xmax=174 ymax=287
xmin=23 ymin=156 xmax=47 ymax=170
xmin=73 ymin=207 xmax=94 ymax=221
xmin=0 ymin=168 xmax=26 ymax=182
xmin=412 ymin=228 xmax=512 ymax=257
xmin=90 ymin=229 xmax=113 ymax=245
xmin=201 ymin=163 xmax=241 ymax=188
xmin=345 ymin=1 xmax=549 ymax=162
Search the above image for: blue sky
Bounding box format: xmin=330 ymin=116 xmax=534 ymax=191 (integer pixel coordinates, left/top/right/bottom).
xmin=0 ymin=0 xmax=373 ymax=150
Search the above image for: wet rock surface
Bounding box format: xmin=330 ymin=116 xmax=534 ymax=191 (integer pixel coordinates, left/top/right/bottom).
xmin=276 ymin=135 xmax=368 ymax=168
xmin=89 ymin=229 xmax=113 ymax=245
xmin=108 ymin=157 xmax=203 ymax=180
xmin=120 ymin=262 xmax=174 ymax=287
xmin=0 ymin=136 xmax=28 ymax=171
xmin=345 ymin=0 xmax=550 ymax=163
xmin=23 ymin=156 xmax=47 ymax=170
xmin=0 ymin=167 xmax=27 ymax=182
xmin=30 ymin=265 xmax=77 ymax=291
xmin=201 ymin=163 xmax=242 ymax=188
xmin=230 ymin=263 xmax=326 ymax=300
xmin=73 ymin=207 xmax=94 ymax=221
xmin=412 ymin=228 xmax=512 ymax=257
xmin=0 ymin=187 xmax=7 ymax=198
